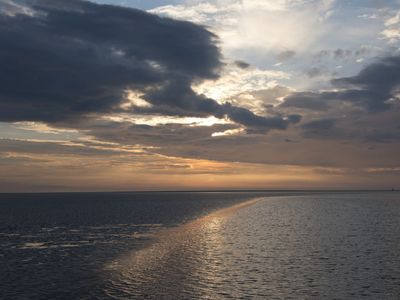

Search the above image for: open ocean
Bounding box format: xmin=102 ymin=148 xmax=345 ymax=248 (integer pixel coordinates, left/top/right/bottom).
xmin=1 ymin=191 xmax=400 ymax=299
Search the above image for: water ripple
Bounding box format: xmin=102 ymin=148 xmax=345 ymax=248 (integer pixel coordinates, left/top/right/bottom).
xmin=103 ymin=194 xmax=400 ymax=299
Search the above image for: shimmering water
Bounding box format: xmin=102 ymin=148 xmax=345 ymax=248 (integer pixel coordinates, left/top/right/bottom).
xmin=1 ymin=191 xmax=400 ymax=299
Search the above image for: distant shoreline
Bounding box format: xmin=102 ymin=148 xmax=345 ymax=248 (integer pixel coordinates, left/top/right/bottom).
xmin=0 ymin=189 xmax=398 ymax=195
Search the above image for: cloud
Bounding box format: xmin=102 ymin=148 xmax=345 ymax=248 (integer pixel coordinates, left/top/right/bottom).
xmin=222 ymin=104 xmax=297 ymax=131
xmin=302 ymin=118 xmax=337 ymax=130
xmin=0 ymin=0 xmax=34 ymax=16
xmin=135 ymin=77 xmax=299 ymax=130
xmin=0 ymin=138 xmax=127 ymax=156
xmin=333 ymin=48 xmax=353 ymax=60
xmin=234 ymin=60 xmax=251 ymax=69
xmin=150 ymin=0 xmax=335 ymax=58
xmin=200 ymin=85 xmax=293 ymax=118
xmin=0 ymin=0 xmax=297 ymax=132
xmin=193 ymin=61 xmax=289 ymax=104
xmin=281 ymin=55 xmax=400 ymax=112
xmin=382 ymin=11 xmax=400 ymax=43
xmin=332 ymin=55 xmax=400 ymax=111
xmin=305 ymin=67 xmax=327 ymax=78
xmin=280 ymin=92 xmax=329 ymax=110
xmin=277 ymin=50 xmax=296 ymax=62
xmin=0 ymin=0 xmax=220 ymax=122
xmin=312 ymin=47 xmax=376 ymax=64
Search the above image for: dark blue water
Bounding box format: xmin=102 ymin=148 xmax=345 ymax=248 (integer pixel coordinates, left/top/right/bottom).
xmin=0 ymin=191 xmax=284 ymax=299
xmin=1 ymin=191 xmax=400 ymax=299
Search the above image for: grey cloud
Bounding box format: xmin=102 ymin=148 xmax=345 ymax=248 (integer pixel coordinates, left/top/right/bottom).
xmin=83 ymin=121 xmax=238 ymax=147
xmin=364 ymin=132 xmax=400 ymax=143
xmin=140 ymin=80 xmax=299 ymax=131
xmin=300 ymin=118 xmax=340 ymax=141
xmin=142 ymin=79 xmax=224 ymax=117
xmin=280 ymin=92 xmax=329 ymax=110
xmin=277 ymin=50 xmax=296 ymax=62
xmin=0 ymin=0 xmax=219 ymax=121
xmin=0 ymin=0 xmax=33 ymax=16
xmin=223 ymin=104 xmax=291 ymax=130
xmin=354 ymin=46 xmax=371 ymax=57
xmin=302 ymin=118 xmax=337 ymax=130
xmin=0 ymin=138 xmax=127 ymax=156
xmin=333 ymin=49 xmax=352 ymax=60
xmin=313 ymin=49 xmax=357 ymax=62
xmin=313 ymin=50 xmax=330 ymax=62
xmin=287 ymin=114 xmax=302 ymax=124
xmin=281 ymin=55 xmax=400 ymax=112
xmin=7 ymin=115 xmax=398 ymax=169
xmin=284 ymin=138 xmax=298 ymax=143
xmin=0 ymin=153 xmax=50 ymax=165
xmin=234 ymin=60 xmax=251 ymax=69
xmin=144 ymin=126 xmax=400 ymax=169
xmin=332 ymin=55 xmax=400 ymax=111
xmin=305 ymin=67 xmax=327 ymax=78
xmin=0 ymin=0 xmax=296 ymax=132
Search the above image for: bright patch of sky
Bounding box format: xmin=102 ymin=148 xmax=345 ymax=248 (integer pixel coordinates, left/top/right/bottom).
xmin=0 ymin=122 xmax=82 ymax=141
xmin=93 ymin=0 xmax=400 ymax=93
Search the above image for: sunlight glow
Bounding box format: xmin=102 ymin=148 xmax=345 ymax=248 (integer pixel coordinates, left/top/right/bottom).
xmin=102 ymin=114 xmax=230 ymax=126
xmin=211 ymin=128 xmax=245 ymax=137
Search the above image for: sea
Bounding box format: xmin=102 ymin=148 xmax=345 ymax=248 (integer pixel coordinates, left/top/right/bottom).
xmin=1 ymin=191 xmax=400 ymax=299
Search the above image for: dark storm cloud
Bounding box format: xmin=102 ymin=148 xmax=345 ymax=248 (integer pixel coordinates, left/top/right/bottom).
xmin=142 ymin=79 xmax=225 ymax=118
xmin=281 ymin=55 xmax=400 ymax=112
xmin=0 ymin=0 xmax=295 ymax=132
xmin=0 ymin=0 xmax=219 ymax=121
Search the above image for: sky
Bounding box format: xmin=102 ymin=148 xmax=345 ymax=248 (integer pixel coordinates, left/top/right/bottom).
xmin=0 ymin=0 xmax=399 ymax=192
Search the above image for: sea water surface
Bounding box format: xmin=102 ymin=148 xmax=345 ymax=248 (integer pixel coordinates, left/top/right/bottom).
xmin=1 ymin=191 xmax=400 ymax=299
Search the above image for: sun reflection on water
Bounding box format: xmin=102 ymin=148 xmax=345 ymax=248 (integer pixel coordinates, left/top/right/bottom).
xmin=102 ymin=198 xmax=262 ymax=299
